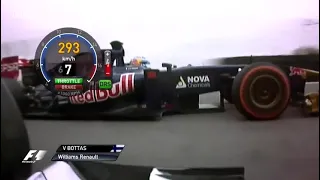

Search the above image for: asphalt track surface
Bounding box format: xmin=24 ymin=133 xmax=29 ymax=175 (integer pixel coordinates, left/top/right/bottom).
xmin=25 ymin=91 xmax=319 ymax=180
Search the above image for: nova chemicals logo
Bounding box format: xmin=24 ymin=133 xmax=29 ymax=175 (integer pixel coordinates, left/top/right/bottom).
xmin=176 ymin=76 xmax=187 ymax=89
xmin=187 ymin=75 xmax=211 ymax=88
xmin=176 ymin=75 xmax=211 ymax=88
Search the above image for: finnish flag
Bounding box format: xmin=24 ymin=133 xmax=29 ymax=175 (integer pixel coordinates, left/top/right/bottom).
xmin=110 ymin=144 xmax=125 ymax=153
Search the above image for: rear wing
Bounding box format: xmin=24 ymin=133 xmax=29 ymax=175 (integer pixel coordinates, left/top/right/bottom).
xmin=1 ymin=56 xmax=40 ymax=86
xmin=1 ymin=56 xmax=20 ymax=80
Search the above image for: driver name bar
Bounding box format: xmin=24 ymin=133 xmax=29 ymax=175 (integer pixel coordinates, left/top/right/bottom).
xmin=55 ymin=78 xmax=83 ymax=84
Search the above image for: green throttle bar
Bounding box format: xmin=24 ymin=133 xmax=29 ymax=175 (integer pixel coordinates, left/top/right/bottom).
xmin=55 ymin=78 xmax=83 ymax=84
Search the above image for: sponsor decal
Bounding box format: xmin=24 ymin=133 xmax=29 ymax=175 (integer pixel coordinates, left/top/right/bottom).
xmin=126 ymin=66 xmax=139 ymax=70
xmin=176 ymin=76 xmax=187 ymax=89
xmin=1 ymin=62 xmax=19 ymax=72
xmin=187 ymin=75 xmax=211 ymax=88
xmin=1 ymin=56 xmax=30 ymax=80
xmin=289 ymin=66 xmax=306 ymax=79
xmin=69 ymin=73 xmax=134 ymax=104
xmin=1 ymin=56 xmax=19 ymax=79
xmin=176 ymin=75 xmax=211 ymax=89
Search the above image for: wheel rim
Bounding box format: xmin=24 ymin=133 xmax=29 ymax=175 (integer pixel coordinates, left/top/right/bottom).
xmin=249 ymin=75 xmax=282 ymax=109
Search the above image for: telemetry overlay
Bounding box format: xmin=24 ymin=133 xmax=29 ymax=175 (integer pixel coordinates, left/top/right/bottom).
xmin=34 ymin=27 xmax=103 ymax=97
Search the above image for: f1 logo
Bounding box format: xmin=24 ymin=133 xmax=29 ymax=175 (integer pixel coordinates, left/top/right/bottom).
xmin=22 ymin=150 xmax=47 ymax=163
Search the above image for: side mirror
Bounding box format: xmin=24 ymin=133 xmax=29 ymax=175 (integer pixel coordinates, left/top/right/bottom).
xmin=110 ymin=40 xmax=125 ymax=59
xmin=162 ymin=63 xmax=172 ymax=72
xmin=110 ymin=41 xmax=123 ymax=50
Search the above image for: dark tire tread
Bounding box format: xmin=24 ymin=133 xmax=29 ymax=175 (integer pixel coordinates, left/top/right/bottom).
xmin=231 ymin=63 xmax=290 ymax=120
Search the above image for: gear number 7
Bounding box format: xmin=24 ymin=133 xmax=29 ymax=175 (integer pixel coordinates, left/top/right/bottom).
xmin=58 ymin=64 xmax=76 ymax=76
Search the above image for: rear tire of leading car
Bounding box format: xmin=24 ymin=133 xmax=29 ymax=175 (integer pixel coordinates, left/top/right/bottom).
xmin=1 ymin=79 xmax=32 ymax=179
xmin=232 ymin=62 xmax=291 ymax=120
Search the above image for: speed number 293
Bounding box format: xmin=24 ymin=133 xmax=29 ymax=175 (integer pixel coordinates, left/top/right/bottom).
xmin=58 ymin=42 xmax=80 ymax=54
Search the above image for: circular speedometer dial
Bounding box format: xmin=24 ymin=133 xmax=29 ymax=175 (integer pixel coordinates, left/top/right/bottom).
xmin=34 ymin=27 xmax=102 ymax=97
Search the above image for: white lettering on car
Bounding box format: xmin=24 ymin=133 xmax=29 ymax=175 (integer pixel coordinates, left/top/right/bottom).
xmin=289 ymin=66 xmax=306 ymax=79
xmin=1 ymin=63 xmax=19 ymax=72
xmin=187 ymin=75 xmax=211 ymax=88
xmin=187 ymin=75 xmax=210 ymax=83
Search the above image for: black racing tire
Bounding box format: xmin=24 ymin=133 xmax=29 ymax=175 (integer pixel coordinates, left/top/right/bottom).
xmin=1 ymin=79 xmax=32 ymax=179
xmin=232 ymin=62 xmax=291 ymax=120
xmin=2 ymin=78 xmax=29 ymax=114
